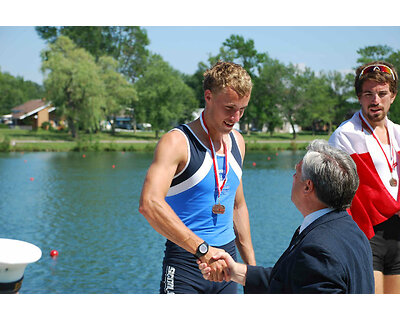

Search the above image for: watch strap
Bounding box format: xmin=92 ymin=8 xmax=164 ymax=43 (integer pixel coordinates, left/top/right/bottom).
xmin=195 ymin=241 xmax=209 ymax=258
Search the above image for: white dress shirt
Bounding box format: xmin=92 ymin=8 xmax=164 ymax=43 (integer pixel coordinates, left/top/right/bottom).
xmin=299 ymin=207 xmax=335 ymax=234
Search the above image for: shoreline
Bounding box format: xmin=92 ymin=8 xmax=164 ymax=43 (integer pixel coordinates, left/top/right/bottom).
xmin=2 ymin=139 xmax=312 ymax=152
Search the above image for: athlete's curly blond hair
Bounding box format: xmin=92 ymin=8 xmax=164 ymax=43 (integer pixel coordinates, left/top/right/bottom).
xmin=203 ymin=61 xmax=252 ymax=97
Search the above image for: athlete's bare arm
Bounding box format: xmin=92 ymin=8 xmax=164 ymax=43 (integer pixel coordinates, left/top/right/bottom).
xmin=139 ymin=130 xmax=227 ymax=281
xmin=232 ymin=130 xmax=256 ymax=266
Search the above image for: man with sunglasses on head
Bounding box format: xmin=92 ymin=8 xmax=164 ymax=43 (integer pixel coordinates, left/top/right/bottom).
xmin=329 ymin=61 xmax=400 ymax=294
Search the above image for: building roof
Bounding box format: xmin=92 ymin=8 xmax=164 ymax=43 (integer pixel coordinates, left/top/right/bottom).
xmin=11 ymin=99 xmax=51 ymax=120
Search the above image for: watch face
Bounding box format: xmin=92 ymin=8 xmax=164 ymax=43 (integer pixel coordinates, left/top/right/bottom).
xmin=199 ymin=243 xmax=208 ymax=254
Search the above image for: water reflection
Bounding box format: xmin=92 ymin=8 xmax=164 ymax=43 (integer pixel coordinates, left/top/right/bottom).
xmin=0 ymin=150 xmax=304 ymax=293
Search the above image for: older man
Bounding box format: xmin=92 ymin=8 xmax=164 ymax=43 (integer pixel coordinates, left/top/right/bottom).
xmin=198 ymin=140 xmax=374 ymax=293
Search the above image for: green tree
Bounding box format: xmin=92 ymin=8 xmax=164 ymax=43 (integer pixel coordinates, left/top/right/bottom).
xmin=36 ymin=26 xmax=150 ymax=82
xmin=388 ymin=50 xmax=400 ymax=124
xmin=252 ymin=58 xmax=287 ymax=135
xmin=278 ymin=64 xmax=308 ymax=139
xmin=215 ymin=35 xmax=268 ymax=77
xmin=134 ymin=54 xmax=198 ymax=138
xmin=98 ymin=56 xmax=137 ymax=135
xmin=211 ymin=34 xmax=268 ymax=133
xmin=298 ymin=72 xmax=337 ymax=135
xmin=356 ymin=45 xmax=394 ymax=65
xmin=0 ymin=69 xmax=44 ymax=115
xmin=182 ymin=61 xmax=209 ymax=110
xmin=41 ymin=36 xmax=106 ymax=138
xmin=326 ymin=71 xmax=357 ymax=128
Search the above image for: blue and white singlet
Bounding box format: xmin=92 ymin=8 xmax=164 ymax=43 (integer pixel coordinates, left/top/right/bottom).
xmin=165 ymin=124 xmax=243 ymax=246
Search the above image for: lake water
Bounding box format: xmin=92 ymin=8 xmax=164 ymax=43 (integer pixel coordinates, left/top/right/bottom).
xmin=0 ymin=150 xmax=305 ymax=293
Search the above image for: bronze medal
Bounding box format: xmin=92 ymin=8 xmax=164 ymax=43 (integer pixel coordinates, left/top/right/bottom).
xmin=212 ymin=204 xmax=225 ymax=214
xmin=359 ymin=114 xmax=399 ymax=191
xmin=200 ymin=112 xmax=229 ymax=216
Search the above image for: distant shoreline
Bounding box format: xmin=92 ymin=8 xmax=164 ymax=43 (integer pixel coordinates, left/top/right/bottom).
xmin=3 ymin=139 xmax=312 ymax=152
xmin=0 ymin=128 xmax=327 ymax=152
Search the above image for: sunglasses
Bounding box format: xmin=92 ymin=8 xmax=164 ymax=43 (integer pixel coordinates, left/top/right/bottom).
xmin=359 ymin=64 xmax=396 ymax=81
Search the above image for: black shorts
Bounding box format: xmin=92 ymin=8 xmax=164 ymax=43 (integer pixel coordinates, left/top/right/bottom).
xmin=370 ymin=215 xmax=400 ymax=275
xmin=160 ymin=239 xmax=238 ymax=294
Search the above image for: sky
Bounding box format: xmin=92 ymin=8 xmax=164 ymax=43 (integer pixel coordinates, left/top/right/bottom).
xmin=1 ymin=26 xmax=399 ymax=86
xmin=1 ymin=1 xmax=400 ymax=86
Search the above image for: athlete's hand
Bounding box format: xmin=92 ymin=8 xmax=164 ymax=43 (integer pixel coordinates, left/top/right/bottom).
xmin=198 ymin=251 xmax=247 ymax=285
xmin=198 ymin=251 xmax=234 ymax=282
xmin=198 ymin=247 xmax=227 ymax=282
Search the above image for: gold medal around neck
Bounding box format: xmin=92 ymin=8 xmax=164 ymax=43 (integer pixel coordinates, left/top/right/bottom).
xmin=390 ymin=178 xmax=398 ymax=187
xmin=212 ymin=204 xmax=225 ymax=214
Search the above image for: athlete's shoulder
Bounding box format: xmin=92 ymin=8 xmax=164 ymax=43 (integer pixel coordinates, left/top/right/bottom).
xmin=161 ymin=126 xmax=187 ymax=144
xmin=332 ymin=113 xmax=362 ymax=139
xmin=329 ymin=113 xmax=364 ymax=153
xmin=155 ymin=127 xmax=188 ymax=160
xmin=387 ymin=118 xmax=400 ymax=146
xmin=231 ymin=129 xmax=244 ymax=144
xmin=388 ymin=118 xmax=400 ymax=130
xmin=231 ymin=129 xmax=245 ymax=154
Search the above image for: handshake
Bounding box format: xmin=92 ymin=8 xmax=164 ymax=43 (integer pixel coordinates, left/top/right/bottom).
xmin=197 ymin=247 xmax=248 ymax=286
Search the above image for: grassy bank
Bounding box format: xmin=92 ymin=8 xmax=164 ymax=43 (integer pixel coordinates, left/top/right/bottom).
xmin=0 ymin=128 xmax=329 ymax=152
xmin=0 ymin=128 xmax=158 ymax=142
xmin=5 ymin=141 xmax=158 ymax=152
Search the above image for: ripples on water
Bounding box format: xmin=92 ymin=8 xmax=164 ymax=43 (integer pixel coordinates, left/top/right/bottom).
xmin=0 ymin=150 xmax=305 ymax=293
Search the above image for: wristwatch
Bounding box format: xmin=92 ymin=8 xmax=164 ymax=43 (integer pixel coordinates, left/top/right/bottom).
xmin=195 ymin=241 xmax=209 ymax=258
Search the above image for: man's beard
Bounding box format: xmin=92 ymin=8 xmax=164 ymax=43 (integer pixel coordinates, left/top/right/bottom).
xmin=366 ymin=104 xmax=387 ymax=123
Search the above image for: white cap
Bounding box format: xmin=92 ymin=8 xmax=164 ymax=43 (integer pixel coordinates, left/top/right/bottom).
xmin=0 ymin=238 xmax=42 ymax=283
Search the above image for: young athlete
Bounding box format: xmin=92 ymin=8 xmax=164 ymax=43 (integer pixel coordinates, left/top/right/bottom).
xmin=329 ymin=61 xmax=400 ymax=293
xmin=139 ymin=61 xmax=256 ymax=293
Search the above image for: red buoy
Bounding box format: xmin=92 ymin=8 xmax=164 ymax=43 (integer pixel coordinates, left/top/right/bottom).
xmin=30 ymin=177 xmax=34 ymax=181
xmin=252 ymin=162 xmax=256 ymax=167
xmin=82 ymin=154 xmax=86 ymax=158
xmin=50 ymin=250 xmax=59 ymax=257
xmin=267 ymin=157 xmax=271 ymax=161
xmin=112 ymin=164 xmax=116 ymax=169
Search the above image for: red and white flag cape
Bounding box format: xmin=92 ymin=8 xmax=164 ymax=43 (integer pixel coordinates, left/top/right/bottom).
xmin=329 ymin=110 xmax=400 ymax=239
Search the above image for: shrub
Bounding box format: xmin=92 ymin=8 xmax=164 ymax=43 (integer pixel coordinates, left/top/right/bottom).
xmin=41 ymin=121 xmax=51 ymax=130
xmin=0 ymin=135 xmax=10 ymax=152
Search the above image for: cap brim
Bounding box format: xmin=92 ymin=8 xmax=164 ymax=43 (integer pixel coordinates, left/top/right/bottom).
xmin=0 ymin=239 xmax=42 ymax=283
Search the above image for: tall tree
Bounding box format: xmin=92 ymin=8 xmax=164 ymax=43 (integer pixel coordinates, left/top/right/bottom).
xmin=134 ymin=54 xmax=198 ymax=138
xmin=252 ymin=58 xmax=287 ymax=135
xmin=297 ymin=72 xmax=337 ymax=135
xmin=215 ymin=35 xmax=267 ymax=77
xmin=98 ymin=56 xmax=137 ymax=135
xmin=0 ymin=69 xmax=44 ymax=116
xmin=211 ymin=34 xmax=268 ymax=133
xmin=278 ymin=64 xmax=309 ymax=139
xmin=182 ymin=61 xmax=208 ymax=110
xmin=41 ymin=36 xmax=106 ymax=137
xmin=326 ymin=71 xmax=357 ymax=129
xmin=356 ymin=45 xmax=394 ymax=65
xmin=36 ymin=26 xmax=150 ymax=82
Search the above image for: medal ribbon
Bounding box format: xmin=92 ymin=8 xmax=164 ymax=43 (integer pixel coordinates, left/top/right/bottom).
xmin=200 ymin=112 xmax=228 ymax=198
xmin=359 ymin=113 xmax=398 ymax=175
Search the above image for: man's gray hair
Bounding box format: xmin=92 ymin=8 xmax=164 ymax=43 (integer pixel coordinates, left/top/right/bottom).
xmin=301 ymin=139 xmax=359 ymax=210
